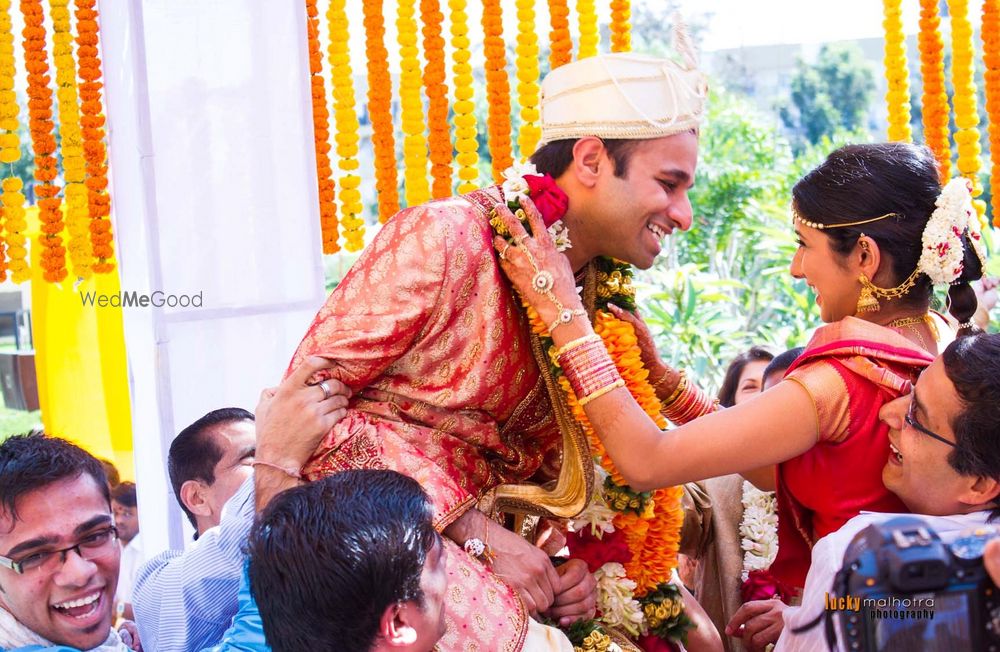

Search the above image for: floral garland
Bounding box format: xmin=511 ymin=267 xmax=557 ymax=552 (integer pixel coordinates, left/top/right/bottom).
xmin=491 ymin=164 xmax=690 ymax=649
xmin=610 ymin=0 xmax=631 ymax=53
xmin=918 ymin=177 xmax=985 ymax=285
xmin=449 ymin=0 xmax=479 ymax=194
xmin=482 ymin=0 xmax=513 ymax=183
xmin=75 ymin=0 xmax=113 ymax=273
xmin=421 ymin=0 xmax=452 ymax=199
xmin=51 ymin=0 xmax=92 ymax=279
xmin=397 ymin=0 xmax=431 ymax=206
xmin=327 ymin=0 xmax=365 ymax=251
xmin=22 ymin=0 xmax=65 ymax=283
xmin=983 ymin=0 xmax=1000 ymax=228
xmin=0 ymin=0 xmax=26 ymax=283
xmin=547 ymin=0 xmax=572 ymax=70
xmin=949 ymin=0 xmax=987 ymax=227
xmin=738 ymin=482 xmax=778 ymax=580
xmin=515 ymin=0 xmax=541 ymax=159
xmin=917 ymin=0 xmax=951 ymax=182
xmin=882 ymin=0 xmax=911 ymax=142
xmin=577 ymin=0 xmax=599 ymax=59
xmin=305 ymin=0 xmax=338 ymax=253
xmin=362 ymin=0 xmax=399 ymax=223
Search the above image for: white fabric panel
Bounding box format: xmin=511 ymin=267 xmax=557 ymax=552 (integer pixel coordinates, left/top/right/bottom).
xmin=101 ymin=0 xmax=325 ymax=554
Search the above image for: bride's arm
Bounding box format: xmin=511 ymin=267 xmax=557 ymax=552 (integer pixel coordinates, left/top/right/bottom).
xmin=493 ymin=200 xmax=820 ymax=490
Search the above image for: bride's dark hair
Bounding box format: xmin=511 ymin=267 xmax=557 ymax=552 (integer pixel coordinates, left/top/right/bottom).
xmin=792 ymin=142 xmax=984 ymax=335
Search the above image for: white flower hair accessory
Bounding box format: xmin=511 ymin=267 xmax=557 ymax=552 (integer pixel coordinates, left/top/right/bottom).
xmin=918 ymin=177 xmax=987 ymax=285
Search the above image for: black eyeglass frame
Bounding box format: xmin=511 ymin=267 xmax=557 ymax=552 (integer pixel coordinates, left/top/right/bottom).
xmin=904 ymin=393 xmax=957 ymax=449
xmin=0 ymin=525 xmax=119 ymax=575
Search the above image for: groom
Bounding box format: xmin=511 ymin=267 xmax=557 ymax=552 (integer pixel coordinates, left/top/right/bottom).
xmin=288 ymin=47 xmax=709 ymax=651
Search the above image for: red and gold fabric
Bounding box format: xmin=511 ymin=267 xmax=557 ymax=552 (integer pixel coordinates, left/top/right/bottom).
xmin=770 ymin=317 xmax=935 ymax=589
xmin=288 ymin=188 xmax=563 ymax=649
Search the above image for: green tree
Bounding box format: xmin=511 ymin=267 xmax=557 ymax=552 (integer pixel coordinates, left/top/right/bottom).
xmin=779 ymin=43 xmax=876 ymax=150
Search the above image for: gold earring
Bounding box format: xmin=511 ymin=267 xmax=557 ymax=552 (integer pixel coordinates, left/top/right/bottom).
xmin=857 ymin=274 xmax=880 ymax=313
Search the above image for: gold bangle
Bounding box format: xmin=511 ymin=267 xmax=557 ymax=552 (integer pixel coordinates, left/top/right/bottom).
xmin=660 ymin=369 xmax=688 ymax=407
xmin=578 ymin=379 xmax=626 ymax=406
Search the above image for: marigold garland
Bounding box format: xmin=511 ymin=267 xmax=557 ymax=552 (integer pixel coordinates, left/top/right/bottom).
xmin=515 ymin=0 xmax=541 ymax=159
xmin=482 ymin=0 xmax=513 ymax=183
xmin=882 ymin=0 xmax=911 ymax=142
xmin=326 ymin=0 xmax=365 ymax=252
xmin=362 ymin=0 xmax=399 ymax=223
xmin=983 ymin=0 xmax=1000 ymax=227
xmin=0 ymin=0 xmax=25 ymax=283
xmin=449 ymin=0 xmax=479 ymax=194
xmin=51 ymin=0 xmax=92 ymax=279
xmin=949 ymin=0 xmax=987 ymax=225
xmin=577 ymin=0 xmax=598 ymax=59
xmin=74 ymin=0 xmax=114 ymax=272
xmin=22 ymin=0 xmax=65 ymax=283
xmin=397 ymin=0 xmax=431 ymax=206
xmin=547 ymin=0 xmax=572 ymax=70
xmin=609 ymin=0 xmax=631 ymax=53
xmin=420 ymin=0 xmax=452 ymax=199
xmin=304 ymin=0 xmax=338 ymax=253
xmin=917 ymin=0 xmax=951 ymax=181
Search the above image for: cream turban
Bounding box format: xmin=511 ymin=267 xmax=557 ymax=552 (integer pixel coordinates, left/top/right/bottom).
xmin=538 ymin=52 xmax=709 ymax=146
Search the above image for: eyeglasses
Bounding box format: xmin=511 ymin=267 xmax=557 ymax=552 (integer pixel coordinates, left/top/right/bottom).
xmin=905 ymin=394 xmax=957 ymax=448
xmin=0 ymin=526 xmax=119 ymax=575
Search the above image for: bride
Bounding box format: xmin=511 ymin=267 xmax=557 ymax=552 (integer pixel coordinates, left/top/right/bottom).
xmin=492 ymin=142 xmax=986 ymax=590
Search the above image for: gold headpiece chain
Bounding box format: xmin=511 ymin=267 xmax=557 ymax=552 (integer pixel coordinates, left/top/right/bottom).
xmin=792 ymin=207 xmax=900 ymax=231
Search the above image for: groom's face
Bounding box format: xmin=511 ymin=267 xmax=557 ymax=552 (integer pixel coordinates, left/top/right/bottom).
xmin=589 ymin=131 xmax=698 ymax=269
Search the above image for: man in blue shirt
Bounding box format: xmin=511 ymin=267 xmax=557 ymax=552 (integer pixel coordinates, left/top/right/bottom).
xmin=132 ymin=356 xmax=350 ymax=651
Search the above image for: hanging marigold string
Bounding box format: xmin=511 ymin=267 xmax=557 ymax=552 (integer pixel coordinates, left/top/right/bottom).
xmin=882 ymin=0 xmax=911 ymax=142
xmin=917 ymin=0 xmax=951 ymax=182
xmin=609 ymin=0 xmax=631 ymax=53
xmin=577 ymin=0 xmax=599 ymax=59
xmin=515 ymin=0 xmax=541 ymax=159
xmin=0 ymin=0 xmax=25 ymax=283
xmin=547 ymin=0 xmax=572 ymax=69
xmin=420 ymin=0 xmax=452 ymax=199
xmin=74 ymin=0 xmax=113 ymax=272
xmin=22 ymin=0 xmax=65 ymax=283
xmin=51 ymin=0 xmax=92 ymax=279
xmin=449 ymin=0 xmax=478 ymax=194
xmin=983 ymin=0 xmax=1000 ymax=227
xmin=949 ymin=0 xmax=987 ymax=225
xmin=327 ymin=0 xmax=365 ymax=252
xmin=482 ymin=0 xmax=513 ymax=182
xmin=362 ymin=0 xmax=399 ymax=223
xmin=397 ymin=0 xmax=430 ymax=206
xmin=305 ymin=0 xmax=338 ymax=253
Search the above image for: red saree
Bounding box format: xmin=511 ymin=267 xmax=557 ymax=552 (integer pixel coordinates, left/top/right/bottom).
xmin=769 ymin=317 xmax=936 ymax=590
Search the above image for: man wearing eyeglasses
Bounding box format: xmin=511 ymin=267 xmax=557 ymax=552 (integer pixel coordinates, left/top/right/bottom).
xmin=0 ymin=434 xmax=135 ymax=651
xmin=730 ymin=333 xmax=1000 ymax=651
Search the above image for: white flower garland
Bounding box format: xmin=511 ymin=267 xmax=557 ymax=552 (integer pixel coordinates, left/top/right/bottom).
xmin=738 ymin=481 xmax=779 ymax=582
xmin=594 ymin=562 xmax=647 ymax=637
xmin=918 ymin=177 xmax=986 ymax=285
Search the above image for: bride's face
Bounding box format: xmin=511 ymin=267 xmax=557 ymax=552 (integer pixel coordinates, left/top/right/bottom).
xmin=789 ymin=223 xmax=860 ymax=323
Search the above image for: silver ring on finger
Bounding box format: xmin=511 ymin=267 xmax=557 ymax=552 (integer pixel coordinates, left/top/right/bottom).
xmin=499 ymin=243 xmax=510 ymax=261
xmin=318 ymin=380 xmax=332 ymax=401
xmin=513 ymin=233 xmax=529 ymax=245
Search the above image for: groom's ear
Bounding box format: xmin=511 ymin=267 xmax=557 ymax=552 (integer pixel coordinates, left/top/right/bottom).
xmin=571 ymin=137 xmax=607 ymax=187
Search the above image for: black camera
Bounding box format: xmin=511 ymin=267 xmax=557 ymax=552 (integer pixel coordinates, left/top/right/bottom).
xmin=830 ymin=515 xmax=1000 ymax=651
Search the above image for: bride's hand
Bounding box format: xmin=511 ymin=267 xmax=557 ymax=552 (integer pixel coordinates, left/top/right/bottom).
xmin=492 ymin=196 xmax=582 ymax=326
xmin=606 ymin=303 xmax=670 ymax=379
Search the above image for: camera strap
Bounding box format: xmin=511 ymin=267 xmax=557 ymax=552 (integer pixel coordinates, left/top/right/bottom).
xmin=788 ymin=567 xmax=852 ymax=651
